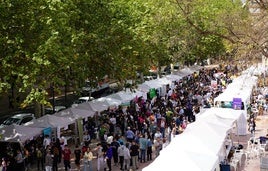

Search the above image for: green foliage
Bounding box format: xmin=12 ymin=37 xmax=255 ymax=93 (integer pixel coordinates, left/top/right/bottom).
xmin=0 ymin=0 xmax=250 ymax=108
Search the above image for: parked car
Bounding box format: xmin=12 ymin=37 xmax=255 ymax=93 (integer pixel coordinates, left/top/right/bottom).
xmin=72 ymin=96 xmax=94 ymax=107
xmin=45 ymin=105 xmax=67 ymax=114
xmin=81 ymin=80 xmax=110 ymax=97
xmin=0 ymin=113 xmax=35 ymax=128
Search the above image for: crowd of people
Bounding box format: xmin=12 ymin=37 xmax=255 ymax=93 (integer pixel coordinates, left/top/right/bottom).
xmin=1 ymin=64 xmax=253 ymax=171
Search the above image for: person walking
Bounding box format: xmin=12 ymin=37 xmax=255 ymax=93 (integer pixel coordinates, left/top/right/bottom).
xmin=83 ymin=147 xmax=93 ymax=171
xmin=154 ymin=137 xmax=162 ymax=158
xmin=117 ymin=142 xmax=125 ymax=170
xmin=36 ymin=146 xmax=44 ymax=171
xmin=62 ymin=145 xmax=71 ymax=171
xmin=15 ymin=149 xmax=25 ymax=171
xmin=123 ymin=143 xmax=131 ymax=171
xmin=111 ymin=138 xmax=120 ymax=166
xmin=147 ymin=137 xmax=153 ymax=161
xmin=52 ymin=145 xmax=59 ymax=171
xmin=125 ymin=127 xmax=135 ymax=142
xmin=1 ymin=158 xmax=7 ymax=171
xmin=139 ymin=134 xmax=147 ymax=163
xmin=74 ymin=145 xmax=82 ymax=171
xmin=45 ymin=150 xmax=53 ymax=171
xmin=95 ymin=143 xmax=106 ymax=171
xmin=105 ymin=144 xmax=113 ymax=171
xmin=130 ymin=141 xmax=139 ymax=171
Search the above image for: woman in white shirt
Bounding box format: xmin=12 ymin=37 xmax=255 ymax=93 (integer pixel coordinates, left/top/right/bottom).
xmin=83 ymin=147 xmax=93 ymax=171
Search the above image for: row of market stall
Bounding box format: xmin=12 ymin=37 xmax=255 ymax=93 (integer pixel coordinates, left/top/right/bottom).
xmin=0 ymin=63 xmax=263 ymax=171
xmin=0 ymin=65 xmax=203 ymax=144
xmin=143 ymin=65 xmax=263 ymax=171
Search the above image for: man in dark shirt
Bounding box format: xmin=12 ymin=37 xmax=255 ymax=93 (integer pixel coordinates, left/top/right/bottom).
xmin=111 ymin=138 xmax=120 ymax=166
xmin=130 ymin=141 xmax=139 ymax=171
xmin=74 ymin=145 xmax=81 ymax=171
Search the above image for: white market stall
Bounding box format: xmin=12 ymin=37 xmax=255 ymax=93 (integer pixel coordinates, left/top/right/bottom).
xmin=25 ymin=114 xmax=75 ymax=138
xmin=164 ymin=74 xmax=182 ymax=82
xmin=73 ymin=102 xmax=95 ymax=111
xmin=0 ymin=124 xmax=43 ymax=143
xmin=87 ymin=96 xmax=123 ymax=112
xmin=143 ymin=108 xmax=245 ymax=171
xmin=55 ymin=107 xmax=95 ymax=119
xmin=173 ymin=67 xmax=195 ymax=77
xmin=143 ymin=149 xmax=218 ymax=171
xmin=213 ymin=74 xmax=258 ymax=135
xmin=106 ymin=91 xmax=136 ymax=104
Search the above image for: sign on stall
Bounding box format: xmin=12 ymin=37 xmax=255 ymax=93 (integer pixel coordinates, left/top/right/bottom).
xmin=232 ymin=98 xmax=242 ymax=110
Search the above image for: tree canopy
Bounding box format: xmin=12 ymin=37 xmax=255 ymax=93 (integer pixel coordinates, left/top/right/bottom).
xmin=0 ymin=0 xmax=256 ymax=111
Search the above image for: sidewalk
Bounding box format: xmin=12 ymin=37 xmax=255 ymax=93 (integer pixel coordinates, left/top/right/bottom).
xmin=233 ymin=113 xmax=268 ymax=171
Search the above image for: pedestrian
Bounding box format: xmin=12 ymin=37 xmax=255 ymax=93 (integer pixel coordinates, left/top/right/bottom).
xmin=62 ymin=145 xmax=71 ymax=171
xmin=83 ymin=147 xmax=93 ymax=171
xmin=15 ymin=149 xmax=24 ymax=171
xmin=83 ymin=132 xmax=91 ymax=146
xmin=147 ymin=137 xmax=153 ymax=161
xmin=43 ymin=135 xmax=51 ymax=149
xmin=55 ymin=138 xmax=62 ymax=164
xmin=123 ymin=143 xmax=131 ymax=171
xmin=45 ymin=150 xmax=53 ymax=171
xmin=111 ymin=138 xmax=120 ymax=166
xmin=160 ymin=118 xmax=166 ymax=138
xmin=130 ymin=141 xmax=139 ymax=171
xmin=139 ymin=134 xmax=147 ymax=163
xmin=117 ymin=142 xmax=125 ymax=170
xmin=105 ymin=144 xmax=113 ymax=171
xmin=1 ymin=158 xmax=7 ymax=171
xmin=125 ymin=127 xmax=135 ymax=142
xmin=154 ymin=137 xmax=162 ymax=157
xmin=36 ymin=146 xmax=44 ymax=171
xmin=74 ymin=145 xmax=82 ymax=171
xmin=95 ymin=143 xmax=105 ymax=171
xmin=52 ymin=144 xmax=59 ymax=171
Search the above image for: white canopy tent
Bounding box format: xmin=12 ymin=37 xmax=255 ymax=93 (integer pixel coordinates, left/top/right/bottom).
xmin=137 ymin=83 xmax=151 ymax=93
xmin=106 ymin=91 xmax=136 ymax=104
xmin=73 ymin=102 xmax=95 ymax=111
xmin=86 ymin=97 xmax=122 ymax=112
xmin=184 ymin=121 xmax=227 ymax=156
xmin=139 ymin=78 xmax=171 ymax=97
xmin=173 ymin=67 xmax=195 ymax=77
xmin=213 ymin=74 xmax=257 ymax=135
xmin=164 ymin=74 xmax=182 ymax=82
xmin=88 ymin=100 xmax=110 ymax=112
xmin=25 ymin=114 xmax=75 ymax=138
xmin=143 ymin=132 xmax=219 ymax=171
xmin=54 ymin=108 xmax=95 ymax=119
xmin=143 ymin=150 xmax=203 ymax=171
xmin=0 ymin=124 xmax=43 ymax=143
xmin=144 ymin=108 xmax=244 ymax=171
